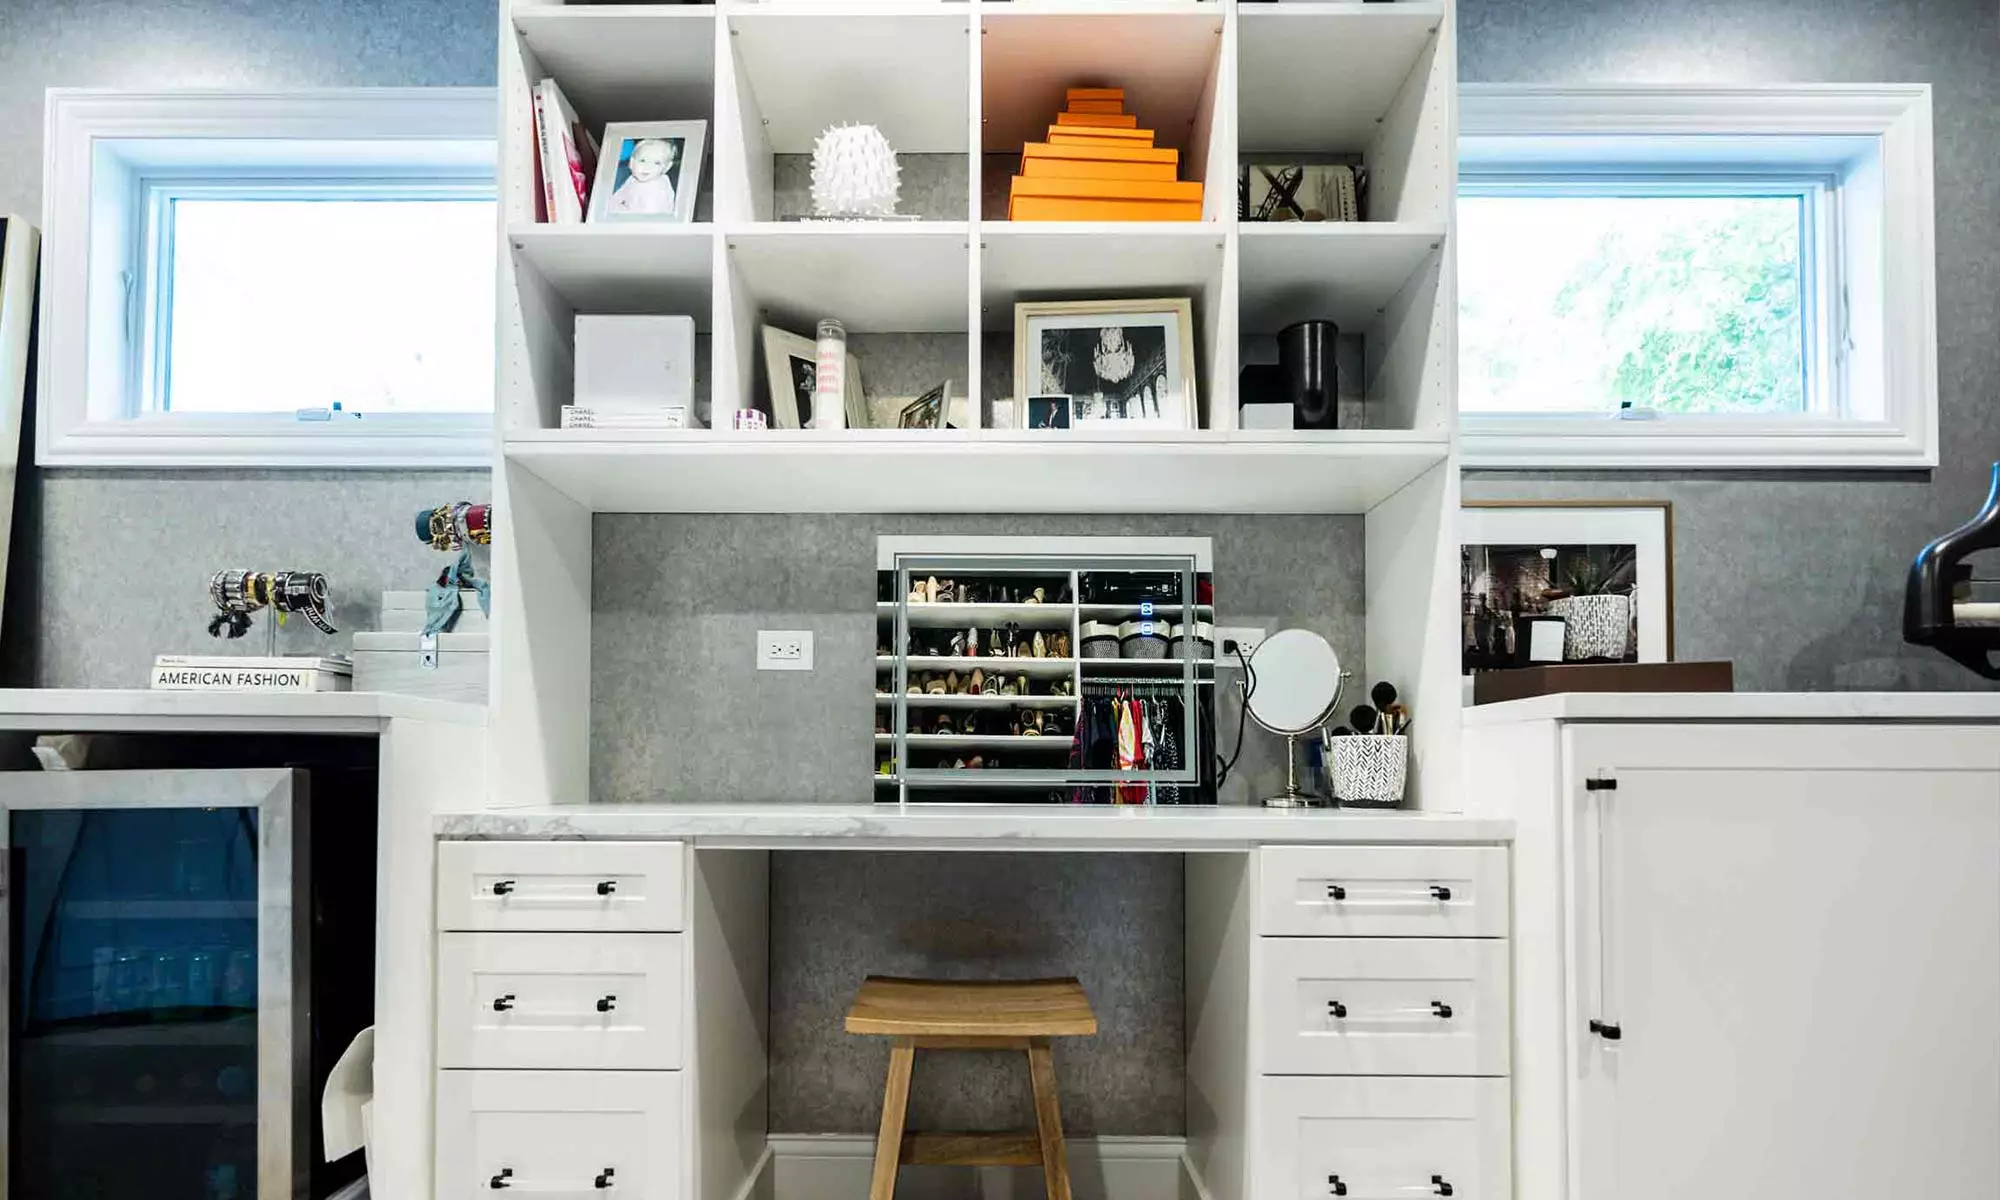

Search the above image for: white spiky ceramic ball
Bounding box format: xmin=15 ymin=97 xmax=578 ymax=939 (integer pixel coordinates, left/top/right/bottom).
xmin=810 ymin=123 xmax=901 ymax=218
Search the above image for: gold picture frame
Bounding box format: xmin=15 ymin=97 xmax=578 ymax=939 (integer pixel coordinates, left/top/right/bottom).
xmin=1012 ymin=298 xmax=1198 ymax=429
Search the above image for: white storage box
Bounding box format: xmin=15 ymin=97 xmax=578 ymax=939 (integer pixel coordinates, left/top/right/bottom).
xmin=350 ymin=632 xmax=489 ymax=703
xmin=377 ymin=590 xmax=488 ymax=635
xmin=575 ymin=314 xmax=695 ymax=412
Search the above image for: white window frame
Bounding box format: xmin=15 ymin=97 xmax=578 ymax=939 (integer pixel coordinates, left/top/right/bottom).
xmin=1458 ymin=84 xmax=1937 ymax=470
xmin=39 ymin=89 xmax=498 ymax=468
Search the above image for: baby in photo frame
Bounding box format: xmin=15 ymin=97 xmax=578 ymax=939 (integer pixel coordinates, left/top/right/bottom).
xmin=609 ymin=138 xmax=680 ymax=216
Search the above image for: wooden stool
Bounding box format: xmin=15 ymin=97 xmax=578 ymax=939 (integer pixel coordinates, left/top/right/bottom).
xmin=845 ymin=976 xmax=1099 ymax=1200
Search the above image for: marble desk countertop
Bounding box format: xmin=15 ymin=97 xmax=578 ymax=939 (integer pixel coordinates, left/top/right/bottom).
xmin=1464 ymin=690 xmax=2000 ymax=726
xmin=437 ymin=802 xmax=1512 ymax=848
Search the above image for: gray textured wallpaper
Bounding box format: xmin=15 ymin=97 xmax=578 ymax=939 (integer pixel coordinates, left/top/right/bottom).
xmin=1459 ymin=0 xmax=2000 ymax=691
xmin=769 ymin=851 xmax=1183 ymax=1135
xmin=0 ymin=0 xmax=498 ymax=685
xmin=591 ymin=513 xmax=1365 ymax=805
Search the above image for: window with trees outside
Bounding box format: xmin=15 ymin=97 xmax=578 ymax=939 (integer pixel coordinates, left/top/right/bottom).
xmin=1457 ymin=85 xmax=1938 ymax=469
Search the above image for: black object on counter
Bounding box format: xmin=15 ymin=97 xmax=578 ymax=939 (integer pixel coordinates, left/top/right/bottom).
xmin=1905 ymin=461 xmax=2000 ymax=678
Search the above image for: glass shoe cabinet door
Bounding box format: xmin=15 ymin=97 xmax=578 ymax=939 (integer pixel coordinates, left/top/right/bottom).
xmin=874 ymin=538 xmax=1217 ymax=802
xmin=5 ymin=769 xmax=305 ymax=1200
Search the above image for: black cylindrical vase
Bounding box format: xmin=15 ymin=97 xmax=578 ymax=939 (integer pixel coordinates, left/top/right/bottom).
xmin=1278 ymin=319 xmax=1339 ymax=429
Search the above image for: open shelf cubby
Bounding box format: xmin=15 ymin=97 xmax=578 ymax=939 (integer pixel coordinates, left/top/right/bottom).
xmin=490 ymin=0 xmax=1463 ymax=818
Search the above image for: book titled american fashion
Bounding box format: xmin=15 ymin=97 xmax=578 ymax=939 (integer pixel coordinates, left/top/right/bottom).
xmin=533 ymin=78 xmax=598 ymax=224
xmin=151 ymin=655 xmax=353 ymax=693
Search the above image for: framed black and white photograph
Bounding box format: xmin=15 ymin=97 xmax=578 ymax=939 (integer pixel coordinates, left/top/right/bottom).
xmin=1027 ymin=395 xmax=1072 ymax=430
xmin=1239 ymin=163 xmax=1361 ymax=223
xmin=760 ymin=325 xmax=865 ymax=430
xmin=588 ymin=120 xmax=706 ymax=224
xmin=1460 ymin=501 xmax=1674 ymax=676
xmin=1013 ymin=299 xmax=1196 ymax=429
xmin=0 ymin=217 xmax=37 ymax=647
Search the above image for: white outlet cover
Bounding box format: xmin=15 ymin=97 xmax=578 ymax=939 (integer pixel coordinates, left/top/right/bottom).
xmin=1214 ymin=625 xmax=1270 ymax=664
xmin=757 ymin=630 xmax=815 ymax=671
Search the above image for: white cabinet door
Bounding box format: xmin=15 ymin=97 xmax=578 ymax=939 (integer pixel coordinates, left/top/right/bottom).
xmin=1565 ymin=724 xmax=2000 ymax=1200
xmin=437 ymin=932 xmax=685 ymax=1070
xmin=1257 ymin=938 xmax=1510 ymax=1076
xmin=436 ymin=1070 xmax=682 ymax=1200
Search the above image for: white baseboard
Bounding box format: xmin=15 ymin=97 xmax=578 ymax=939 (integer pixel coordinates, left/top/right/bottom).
xmin=739 ymin=1134 xmax=1210 ymax=1200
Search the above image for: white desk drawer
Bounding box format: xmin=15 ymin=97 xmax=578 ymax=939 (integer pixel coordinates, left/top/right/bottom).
xmin=1259 ymin=846 xmax=1508 ymax=938
xmin=1258 ymin=1077 xmax=1510 ymax=1200
xmin=437 ymin=1070 xmax=682 ymax=1200
xmin=438 ymin=932 xmax=684 ymax=1070
xmin=438 ymin=840 xmax=686 ymax=933
xmin=1258 ymin=938 xmax=1509 ymax=1077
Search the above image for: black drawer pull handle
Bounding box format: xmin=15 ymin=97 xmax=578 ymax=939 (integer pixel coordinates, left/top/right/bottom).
xmin=1433 ymin=1175 xmax=1454 ymax=1196
xmin=1326 ymin=1175 xmax=1348 ymax=1196
xmin=490 ymin=1168 xmax=513 ymax=1190
xmin=1327 ymin=1000 xmax=1348 ymax=1019
xmin=596 ymin=994 xmax=617 ymax=1013
xmin=597 ymin=880 xmax=617 ymax=896
xmin=1589 ymin=1019 xmax=1623 ymax=1041
xmin=492 ymin=880 xmax=516 ymax=896
xmin=1326 ymin=884 xmax=1347 ymax=900
xmin=492 ymin=994 xmax=516 ymax=1012
xmin=1431 ymin=1000 xmax=1454 ymax=1019
xmin=594 ymin=1168 xmax=616 ymax=1189
xmin=1429 ymin=885 xmax=1452 ymax=901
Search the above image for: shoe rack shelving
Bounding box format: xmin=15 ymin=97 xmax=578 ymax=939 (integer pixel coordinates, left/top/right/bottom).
xmin=489 ymin=0 xmax=1462 ymax=811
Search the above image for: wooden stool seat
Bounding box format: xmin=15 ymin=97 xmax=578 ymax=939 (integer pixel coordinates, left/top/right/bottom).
xmin=845 ymin=976 xmax=1098 ymax=1200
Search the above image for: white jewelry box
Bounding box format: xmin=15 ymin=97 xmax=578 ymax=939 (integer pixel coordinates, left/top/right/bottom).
xmin=574 ymin=314 xmax=696 ymax=412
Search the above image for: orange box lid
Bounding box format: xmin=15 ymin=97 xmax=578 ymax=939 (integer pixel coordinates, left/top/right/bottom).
xmin=1011 ymin=175 xmax=1204 ymax=202
xmin=1056 ymin=111 xmax=1140 ymax=128
xmin=1021 ymin=156 xmax=1180 ymax=182
xmin=1009 ymin=196 xmax=1203 ymax=222
xmin=1047 ymin=126 xmax=1156 ymax=143
xmin=1066 ymin=99 xmax=1126 ymax=115
xmin=1065 ymin=87 xmax=1125 ymax=102
xmin=1023 ymin=140 xmax=1179 ymax=165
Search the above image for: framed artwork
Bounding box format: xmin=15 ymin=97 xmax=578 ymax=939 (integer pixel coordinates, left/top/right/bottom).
xmin=0 ymin=217 xmax=37 ymax=647
xmin=588 ymin=120 xmax=707 ymax=224
xmin=1459 ymin=501 xmax=1675 ymax=677
xmin=1026 ymin=395 xmax=1072 ymax=430
xmin=1013 ymin=299 xmax=1196 ymax=429
xmin=760 ymin=325 xmax=865 ymax=430
xmin=1239 ymin=163 xmax=1360 ymax=223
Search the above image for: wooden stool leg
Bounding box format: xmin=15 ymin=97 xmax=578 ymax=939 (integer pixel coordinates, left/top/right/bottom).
xmin=1026 ymin=1038 xmax=1072 ymax=1200
xmin=870 ymin=1037 xmax=916 ymax=1200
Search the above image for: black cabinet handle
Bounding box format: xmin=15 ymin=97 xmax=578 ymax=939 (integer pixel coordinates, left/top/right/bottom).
xmin=1326 ymin=1175 xmax=1348 ymax=1196
xmin=1429 ymin=885 xmax=1452 ymax=901
xmin=1433 ymin=1175 xmax=1454 ymax=1196
xmin=1327 ymin=999 xmax=1348 ymax=1019
xmin=594 ymin=1168 xmax=616 ymax=1189
xmin=489 ymin=1168 xmax=513 ymax=1190
xmin=596 ymin=994 xmax=617 ymax=1013
xmin=1589 ymin=1019 xmax=1623 ymax=1041
xmin=1431 ymin=1000 xmax=1454 ymax=1019
xmin=596 ymin=880 xmax=617 ymax=896
xmin=492 ymin=994 xmax=516 ymax=1012
xmin=492 ymin=880 xmax=516 ymax=896
xmin=1326 ymin=884 xmax=1347 ymax=900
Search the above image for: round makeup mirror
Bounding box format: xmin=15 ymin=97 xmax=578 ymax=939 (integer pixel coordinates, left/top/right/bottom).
xmin=1243 ymin=629 xmax=1346 ymax=807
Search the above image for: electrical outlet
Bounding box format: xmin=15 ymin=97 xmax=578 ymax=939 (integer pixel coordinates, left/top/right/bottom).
xmin=1214 ymin=625 xmax=1269 ymax=663
xmin=756 ymin=630 xmax=815 ymax=671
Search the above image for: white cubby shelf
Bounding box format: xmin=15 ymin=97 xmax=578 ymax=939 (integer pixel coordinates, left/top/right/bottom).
xmin=491 ymin=0 xmax=1464 ymax=818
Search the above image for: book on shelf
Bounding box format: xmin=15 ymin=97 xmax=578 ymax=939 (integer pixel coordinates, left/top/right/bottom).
xmin=533 ymin=78 xmax=598 ymax=224
xmin=560 ymin=405 xmax=700 ymax=431
xmin=151 ymin=655 xmax=353 ymax=693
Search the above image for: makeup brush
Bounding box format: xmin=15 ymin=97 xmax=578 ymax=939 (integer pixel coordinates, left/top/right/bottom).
xmin=1349 ymin=704 xmax=1378 ymax=735
xmin=1370 ymin=680 xmax=1398 ymax=711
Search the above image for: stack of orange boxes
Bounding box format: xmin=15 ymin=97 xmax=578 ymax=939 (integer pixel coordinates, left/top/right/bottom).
xmin=1008 ymin=87 xmax=1204 ymax=221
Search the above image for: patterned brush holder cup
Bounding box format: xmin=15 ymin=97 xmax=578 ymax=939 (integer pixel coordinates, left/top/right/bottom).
xmin=1329 ymin=734 xmax=1408 ymax=808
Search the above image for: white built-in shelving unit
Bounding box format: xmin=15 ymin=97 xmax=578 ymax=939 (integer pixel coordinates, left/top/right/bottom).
xmin=490 ymin=0 xmax=1460 ymax=811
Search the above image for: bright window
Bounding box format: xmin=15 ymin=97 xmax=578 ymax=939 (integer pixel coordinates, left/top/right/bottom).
xmin=1457 ymin=85 xmax=1937 ymax=469
xmin=1459 ymin=191 xmax=1813 ymax=417
xmin=40 ymin=89 xmax=497 ymax=467
xmin=158 ymin=196 xmax=496 ymax=417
